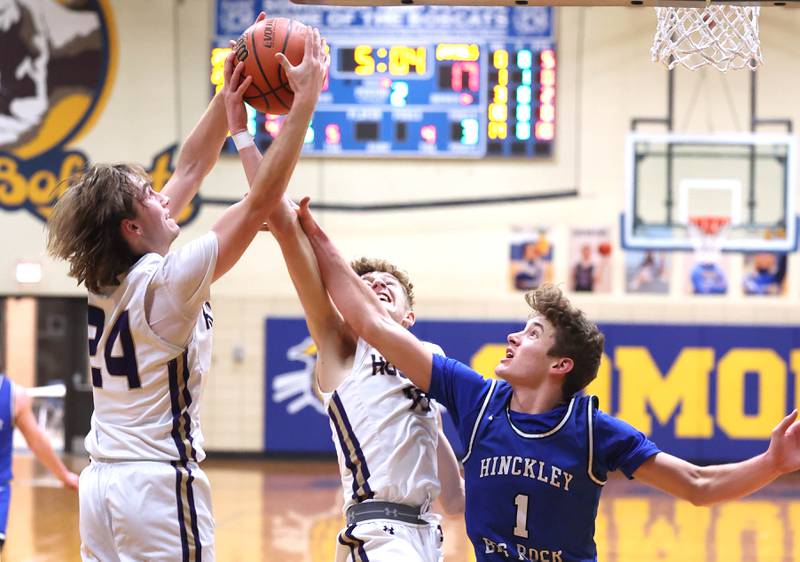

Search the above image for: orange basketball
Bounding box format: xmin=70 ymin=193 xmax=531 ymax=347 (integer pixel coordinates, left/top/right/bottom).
xmin=597 ymin=241 xmax=612 ymax=256
xmin=234 ymin=17 xmax=307 ymax=115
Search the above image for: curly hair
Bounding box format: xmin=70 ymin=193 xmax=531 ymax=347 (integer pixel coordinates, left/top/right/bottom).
xmin=525 ymin=284 xmax=605 ymax=401
xmin=350 ymin=257 xmax=415 ymax=308
xmin=47 ymin=163 xmax=149 ymax=293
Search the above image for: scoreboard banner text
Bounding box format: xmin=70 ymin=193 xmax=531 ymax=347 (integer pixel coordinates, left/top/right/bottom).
xmin=213 ymin=0 xmax=556 ymax=158
xmin=265 ymin=317 xmax=799 ymax=462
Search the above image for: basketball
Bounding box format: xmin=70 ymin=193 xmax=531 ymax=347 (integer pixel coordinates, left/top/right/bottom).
xmin=598 ymin=241 xmax=612 ymax=256
xmin=234 ymin=17 xmax=307 ymax=115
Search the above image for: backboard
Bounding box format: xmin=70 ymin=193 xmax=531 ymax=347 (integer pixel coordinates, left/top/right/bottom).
xmin=622 ymin=132 xmax=797 ymax=252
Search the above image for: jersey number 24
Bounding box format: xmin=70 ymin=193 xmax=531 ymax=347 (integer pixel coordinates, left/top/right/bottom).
xmin=88 ymin=306 xmax=141 ymax=389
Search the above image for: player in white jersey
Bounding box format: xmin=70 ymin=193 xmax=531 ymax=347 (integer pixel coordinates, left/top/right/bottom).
xmin=224 ymin=85 xmax=463 ymax=557
xmin=46 ymin=20 xmax=328 ymax=561
xmin=238 ymin=202 xmax=464 ymax=559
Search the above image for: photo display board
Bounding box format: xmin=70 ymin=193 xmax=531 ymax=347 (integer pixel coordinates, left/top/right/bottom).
xmin=213 ymin=0 xmax=556 ymax=158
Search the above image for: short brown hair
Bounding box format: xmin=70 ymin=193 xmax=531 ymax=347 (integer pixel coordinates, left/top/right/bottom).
xmin=47 ymin=163 xmax=149 ymax=293
xmin=525 ymin=284 xmax=604 ymax=401
xmin=351 ymin=257 xmax=415 ymax=308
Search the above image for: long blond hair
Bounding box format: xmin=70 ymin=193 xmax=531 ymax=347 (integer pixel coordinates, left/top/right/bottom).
xmin=47 ymin=163 xmax=149 ymax=293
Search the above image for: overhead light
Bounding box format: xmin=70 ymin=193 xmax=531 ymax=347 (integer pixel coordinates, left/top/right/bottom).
xmin=16 ymin=262 xmax=42 ymax=284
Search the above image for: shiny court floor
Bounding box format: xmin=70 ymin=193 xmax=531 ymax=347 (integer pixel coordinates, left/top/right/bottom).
xmin=5 ymin=454 xmax=800 ymax=561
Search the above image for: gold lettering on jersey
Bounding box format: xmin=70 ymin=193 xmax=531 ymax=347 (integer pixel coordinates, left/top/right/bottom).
xmin=479 ymin=456 xmax=573 ymax=491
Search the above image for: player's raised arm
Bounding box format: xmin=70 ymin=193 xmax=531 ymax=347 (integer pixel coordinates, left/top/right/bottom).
xmin=297 ymin=198 xmax=435 ymax=392
xmin=14 ymin=387 xmax=78 ymax=491
xmin=634 ymin=409 xmax=800 ymax=506
xmin=158 ymin=92 xmax=227 ymax=217
xmin=161 ymin=14 xmax=268 ymax=215
xmin=211 ymin=27 xmax=328 ymax=282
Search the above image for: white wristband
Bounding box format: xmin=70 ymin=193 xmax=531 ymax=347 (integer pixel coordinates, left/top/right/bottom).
xmin=231 ymin=130 xmax=255 ymax=152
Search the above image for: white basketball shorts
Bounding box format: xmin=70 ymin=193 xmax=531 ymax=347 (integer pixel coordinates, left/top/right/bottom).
xmin=335 ymin=519 xmax=443 ymax=562
xmin=79 ymin=459 xmax=214 ymax=562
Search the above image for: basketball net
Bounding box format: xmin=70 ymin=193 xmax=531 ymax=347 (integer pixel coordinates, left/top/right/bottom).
xmin=651 ymin=3 xmax=763 ymax=72
xmin=689 ymin=215 xmax=730 ymax=264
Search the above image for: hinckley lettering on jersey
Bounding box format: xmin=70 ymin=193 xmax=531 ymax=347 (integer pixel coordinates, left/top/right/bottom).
xmin=479 ymin=456 xmax=574 ymax=491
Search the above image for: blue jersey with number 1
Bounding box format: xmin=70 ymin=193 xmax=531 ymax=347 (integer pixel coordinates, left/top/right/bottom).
xmin=429 ymin=355 xmax=660 ymax=562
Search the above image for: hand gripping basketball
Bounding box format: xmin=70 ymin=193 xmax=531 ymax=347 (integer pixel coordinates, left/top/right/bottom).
xmin=235 ymin=17 xmax=328 ymax=115
xmin=275 ymin=27 xmax=329 ymax=111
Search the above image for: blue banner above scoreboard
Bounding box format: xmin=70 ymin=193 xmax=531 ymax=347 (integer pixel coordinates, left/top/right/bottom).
xmin=265 ymin=316 xmax=799 ymax=463
xmin=213 ymin=0 xmax=556 ymax=158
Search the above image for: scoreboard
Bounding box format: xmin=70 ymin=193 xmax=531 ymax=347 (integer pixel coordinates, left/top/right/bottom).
xmin=212 ymin=0 xmax=556 ymax=158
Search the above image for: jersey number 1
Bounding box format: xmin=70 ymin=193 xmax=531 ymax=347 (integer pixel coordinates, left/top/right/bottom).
xmin=88 ymin=306 xmax=141 ymax=389
xmin=513 ymin=494 xmax=530 ymax=539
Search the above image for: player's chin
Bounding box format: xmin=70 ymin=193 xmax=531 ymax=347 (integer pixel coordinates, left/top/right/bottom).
xmin=494 ymin=363 xmax=510 ymax=381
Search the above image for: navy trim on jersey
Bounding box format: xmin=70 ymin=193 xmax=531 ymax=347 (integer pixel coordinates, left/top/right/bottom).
xmin=179 ymin=355 xmax=198 ymax=462
xmin=505 ymin=395 xmax=576 ymax=439
xmin=328 ymin=392 xmax=375 ymax=503
xmin=168 ymin=352 xmax=196 ymax=462
xmin=338 ymin=524 xmax=369 ymax=561
xmin=587 ymin=396 xmax=607 ymax=486
xmin=172 ymin=461 xmax=202 ymax=562
xmin=461 ymin=379 xmax=497 ymax=464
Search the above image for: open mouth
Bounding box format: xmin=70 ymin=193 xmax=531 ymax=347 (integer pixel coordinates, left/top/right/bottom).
xmin=505 ymin=348 xmax=514 ymax=359
xmin=377 ymin=293 xmax=391 ymax=303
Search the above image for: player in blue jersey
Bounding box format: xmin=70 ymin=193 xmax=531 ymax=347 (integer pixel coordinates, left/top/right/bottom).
xmin=0 ymin=374 xmax=79 ymax=551
xmin=294 ymin=199 xmax=800 ymax=562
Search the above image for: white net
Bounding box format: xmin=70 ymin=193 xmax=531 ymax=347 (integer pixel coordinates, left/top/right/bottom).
xmin=651 ymin=5 xmax=762 ymax=72
xmin=689 ymin=216 xmax=730 ymax=264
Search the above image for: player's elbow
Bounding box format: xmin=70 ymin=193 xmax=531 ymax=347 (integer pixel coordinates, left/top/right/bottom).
xmin=685 ymin=471 xmax=714 ymax=506
xmin=358 ymin=315 xmax=398 ymax=348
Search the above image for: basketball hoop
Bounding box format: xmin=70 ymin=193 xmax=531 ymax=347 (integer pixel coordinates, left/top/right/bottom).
xmin=689 ymin=215 xmax=730 ymax=263
xmin=651 ymin=3 xmax=763 ymax=72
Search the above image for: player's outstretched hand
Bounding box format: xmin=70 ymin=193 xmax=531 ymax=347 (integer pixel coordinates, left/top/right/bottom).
xmin=766 ymin=409 xmax=800 ymax=474
xmin=275 ymin=27 xmax=329 ymax=109
xmin=296 ymin=196 xmax=322 ymax=239
xmin=222 ymin=12 xmax=264 ymax=130
xmin=222 ymin=50 xmax=253 ymax=134
xmin=62 ymin=470 xmax=80 ymax=491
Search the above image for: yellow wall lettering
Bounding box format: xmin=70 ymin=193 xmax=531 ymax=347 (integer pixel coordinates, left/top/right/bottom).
xmin=470 ymin=344 xmax=504 ymax=379
xmin=593 ymin=500 xmax=609 ymax=561
xmin=0 ymin=157 xmax=28 ymax=207
xmin=717 ymin=349 xmax=786 ymax=438
xmin=616 ymin=347 xmax=714 ymax=437
xmin=149 ymin=150 xmax=173 ymax=192
xmin=585 ymin=353 xmax=611 ymax=412
xmin=791 ymin=350 xmax=800 ymax=412
xmin=790 ymin=503 xmax=800 ymax=560
xmin=610 ymin=498 xmax=710 ymax=561
xmin=28 ymin=169 xmax=58 ymax=207
xmin=716 ymin=502 xmax=783 ymax=562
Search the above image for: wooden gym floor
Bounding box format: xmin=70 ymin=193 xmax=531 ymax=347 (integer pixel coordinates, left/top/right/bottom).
xmin=5 ymin=454 xmax=800 ymax=561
